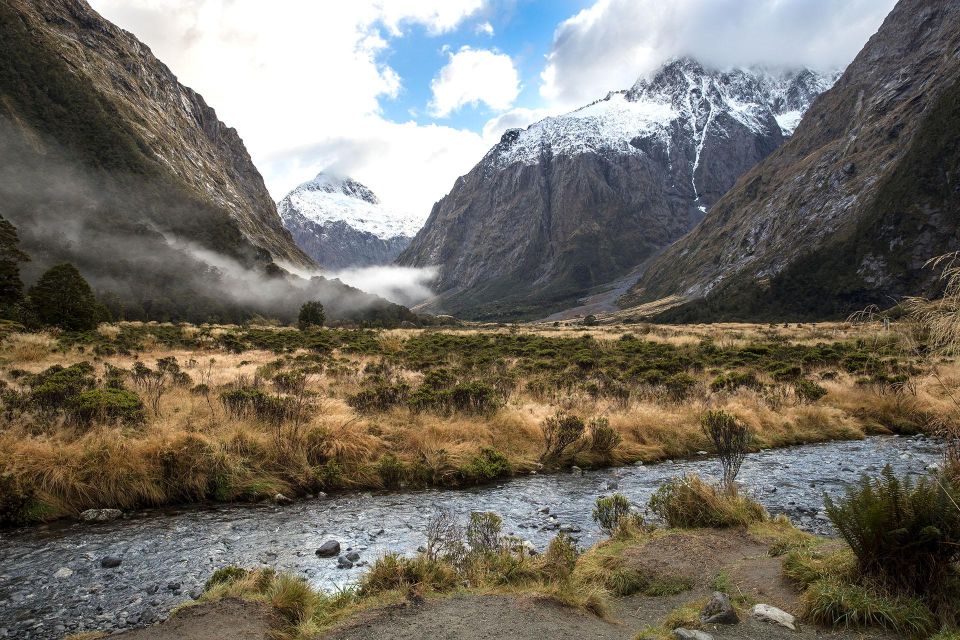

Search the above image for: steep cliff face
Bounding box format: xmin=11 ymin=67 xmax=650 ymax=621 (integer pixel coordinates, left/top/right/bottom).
xmin=278 ymin=174 xmax=417 ymax=270
xmin=0 ymin=0 xmax=309 ymax=268
xmin=626 ymin=0 xmax=960 ymax=321
xmin=398 ymin=59 xmax=835 ymax=320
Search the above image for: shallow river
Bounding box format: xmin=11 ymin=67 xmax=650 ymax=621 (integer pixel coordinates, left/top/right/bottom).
xmin=0 ymin=435 xmax=943 ymax=639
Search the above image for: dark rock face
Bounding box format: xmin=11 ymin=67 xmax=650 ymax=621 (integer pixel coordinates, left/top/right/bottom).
xmin=627 ymin=0 xmax=960 ymax=321
xmin=398 ymin=60 xmax=834 ymax=320
xmin=283 ymin=217 xmax=410 ymax=270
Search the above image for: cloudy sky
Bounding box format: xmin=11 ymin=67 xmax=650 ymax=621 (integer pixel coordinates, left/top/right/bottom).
xmin=89 ymin=0 xmax=895 ymax=221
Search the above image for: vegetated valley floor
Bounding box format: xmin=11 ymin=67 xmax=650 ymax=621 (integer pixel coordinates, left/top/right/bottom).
xmin=0 ymin=319 xmax=950 ymax=526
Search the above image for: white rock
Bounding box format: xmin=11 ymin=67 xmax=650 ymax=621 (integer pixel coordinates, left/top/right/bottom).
xmin=751 ymin=604 xmax=796 ymax=630
xmin=673 ymin=629 xmax=714 ymax=640
xmin=54 ymin=567 xmax=74 ymax=579
xmin=80 ymin=509 xmax=123 ymax=522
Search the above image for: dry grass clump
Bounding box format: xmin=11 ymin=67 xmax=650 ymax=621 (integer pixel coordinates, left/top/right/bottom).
xmin=648 ymin=475 xmax=768 ymax=528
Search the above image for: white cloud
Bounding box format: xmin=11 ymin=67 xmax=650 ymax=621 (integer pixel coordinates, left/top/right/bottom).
xmin=540 ymin=0 xmax=897 ymax=108
xmin=87 ymin=0 xmax=489 ymax=220
xmin=475 ymin=21 xmax=495 ymax=36
xmin=430 ymin=46 xmax=520 ymax=117
xmin=480 ymin=106 xmax=557 ymax=142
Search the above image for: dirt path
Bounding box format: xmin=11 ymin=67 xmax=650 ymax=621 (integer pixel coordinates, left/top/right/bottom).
xmin=111 ymin=598 xmax=271 ymax=640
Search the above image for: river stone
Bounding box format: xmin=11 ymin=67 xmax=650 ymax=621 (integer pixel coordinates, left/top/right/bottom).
xmin=701 ymin=591 xmax=738 ymax=624
xmin=273 ymin=493 xmax=293 ymax=505
xmin=54 ymin=567 xmax=74 ymax=579
xmin=81 ymin=509 xmax=123 ymax=522
xmin=316 ymin=540 xmax=341 ymax=557
xmin=100 ymin=556 xmax=122 ymax=569
xmin=337 ymin=556 xmax=353 ymax=569
xmin=570 ymin=466 xmax=584 ymax=476
xmin=345 ymin=551 xmax=360 ymax=562
xmin=751 ymin=604 xmax=796 ymax=630
xmin=673 ymin=629 xmax=714 ymax=640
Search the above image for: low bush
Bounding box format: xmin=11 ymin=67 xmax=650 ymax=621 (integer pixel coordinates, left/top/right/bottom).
xmin=346 ymin=381 xmax=409 ymax=414
xmin=540 ymin=411 xmax=585 ymax=462
xmin=664 ymin=373 xmax=697 ymax=400
xmin=592 ymin=493 xmax=631 ymax=535
xmin=795 ymin=378 xmax=828 ymax=403
xmin=710 ymin=371 xmax=762 ymax=393
xmin=29 ymin=362 xmax=96 ymax=412
xmin=700 ymin=409 xmax=751 ymax=493
xmin=459 ymin=448 xmax=511 ymax=483
xmin=588 ymin=417 xmax=621 ymax=461
xmin=824 ymin=467 xmax=960 ymax=602
xmin=648 ymin=475 xmax=767 ymax=528
xmin=72 ymin=388 xmax=145 ymax=426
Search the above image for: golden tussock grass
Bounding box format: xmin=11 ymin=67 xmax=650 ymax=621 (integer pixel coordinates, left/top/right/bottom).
xmin=0 ymin=321 xmax=955 ymax=523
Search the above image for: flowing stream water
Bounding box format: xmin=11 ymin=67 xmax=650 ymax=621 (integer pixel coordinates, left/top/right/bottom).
xmin=0 ymin=435 xmax=943 ymax=639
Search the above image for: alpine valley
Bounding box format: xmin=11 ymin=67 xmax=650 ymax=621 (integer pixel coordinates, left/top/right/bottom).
xmin=398 ymin=60 xmax=838 ymax=320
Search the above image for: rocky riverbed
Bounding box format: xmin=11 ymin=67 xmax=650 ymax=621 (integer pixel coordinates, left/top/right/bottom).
xmin=0 ymin=435 xmax=942 ymax=639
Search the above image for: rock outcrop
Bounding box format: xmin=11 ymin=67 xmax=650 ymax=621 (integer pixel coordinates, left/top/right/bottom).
xmin=398 ymin=60 xmax=835 ymax=320
xmin=626 ymin=0 xmax=960 ymax=321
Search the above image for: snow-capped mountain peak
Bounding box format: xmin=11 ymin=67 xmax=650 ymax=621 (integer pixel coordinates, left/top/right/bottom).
xmin=278 ymin=172 xmax=422 ymax=240
xmin=490 ymin=59 xmax=838 ymax=170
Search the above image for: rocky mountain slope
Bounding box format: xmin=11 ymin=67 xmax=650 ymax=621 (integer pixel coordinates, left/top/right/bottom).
xmin=398 ymin=60 xmax=835 ymax=320
xmin=0 ymin=0 xmax=415 ymax=323
xmin=279 ymin=173 xmax=419 ymax=269
xmin=625 ymin=0 xmax=960 ymax=321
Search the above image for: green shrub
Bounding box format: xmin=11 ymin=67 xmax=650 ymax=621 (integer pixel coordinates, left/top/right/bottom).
xmin=649 ymin=475 xmax=767 ymax=528
xmin=795 ymin=378 xmax=828 ymax=403
xmin=592 ymin=493 xmax=631 ymax=535
xmin=540 ymin=410 xmax=585 ymax=462
xmin=72 ymin=388 xmax=145 ymax=425
xmin=204 ymin=565 xmax=248 ymax=592
xmin=710 ymin=371 xmax=762 ymax=392
xmin=460 ymin=448 xmax=511 ymax=483
xmin=588 ymin=417 xmax=621 ymax=460
xmin=347 ymin=381 xmax=409 ymax=414
xmin=824 ymin=467 xmax=960 ymax=599
xmin=376 ymin=453 xmax=406 ymax=489
xmin=359 ymin=553 xmax=459 ymax=595
xmin=272 ymin=371 xmax=306 ymax=393
xmin=772 ymin=364 xmax=803 ymax=381
xmin=664 ymin=372 xmax=697 ymax=400
xmin=0 ymin=471 xmax=35 ymax=525
xmin=409 ymin=380 xmax=502 ymax=415
xmin=467 ymin=511 xmax=503 ymax=553
xmin=29 ymin=362 xmax=96 ymax=411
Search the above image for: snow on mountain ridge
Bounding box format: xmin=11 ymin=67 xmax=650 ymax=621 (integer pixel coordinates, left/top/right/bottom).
xmin=491 ymin=58 xmax=838 ymax=169
xmin=278 ymin=173 xmax=422 ymax=240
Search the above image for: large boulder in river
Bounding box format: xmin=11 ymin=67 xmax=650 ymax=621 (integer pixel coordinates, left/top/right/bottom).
xmin=316 ymin=540 xmax=341 ymax=557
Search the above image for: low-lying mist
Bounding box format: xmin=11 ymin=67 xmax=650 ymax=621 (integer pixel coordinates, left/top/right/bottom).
xmin=0 ymin=118 xmax=416 ymax=325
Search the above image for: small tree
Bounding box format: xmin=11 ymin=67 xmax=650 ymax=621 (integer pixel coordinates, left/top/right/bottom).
xmin=298 ymin=300 xmax=325 ymax=330
xmin=0 ymin=216 xmax=28 ymax=317
xmin=540 ymin=410 xmax=586 ymax=462
xmin=700 ymin=410 xmax=751 ymax=494
xmin=27 ymin=263 xmax=101 ymax=331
